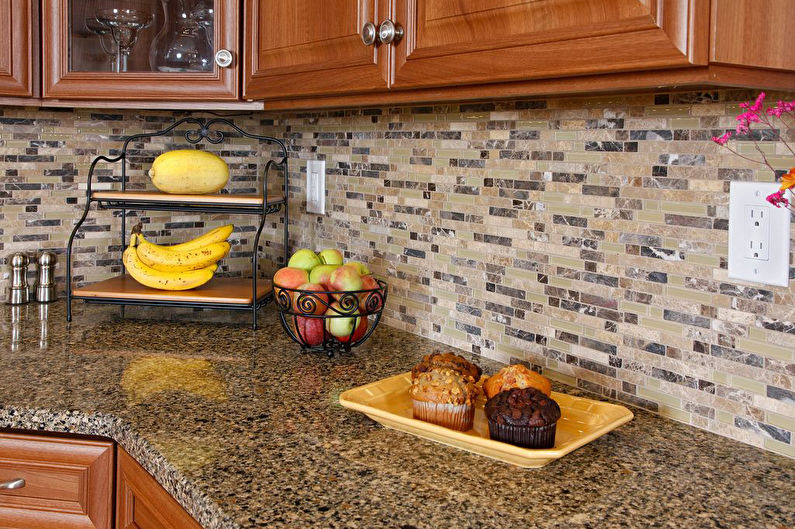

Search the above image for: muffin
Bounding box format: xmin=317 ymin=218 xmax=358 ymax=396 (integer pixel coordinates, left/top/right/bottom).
xmin=409 ymin=368 xmax=479 ymax=431
xmin=483 ymin=364 xmax=551 ymax=399
xmin=484 ymin=387 xmax=561 ymax=448
xmin=411 ymin=352 xmax=482 ymax=381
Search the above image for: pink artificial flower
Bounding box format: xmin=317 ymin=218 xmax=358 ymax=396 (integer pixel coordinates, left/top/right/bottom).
xmin=736 ymin=111 xmax=761 ymax=124
xmin=766 ymin=189 xmax=786 ymax=207
xmin=750 ymin=92 xmax=766 ymax=112
xmin=711 ymin=131 xmax=733 ymax=145
xmin=766 ymin=189 xmax=791 ymax=208
xmin=767 ymin=100 xmax=795 ymax=117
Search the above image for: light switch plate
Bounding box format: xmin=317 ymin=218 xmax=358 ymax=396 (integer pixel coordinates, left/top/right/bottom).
xmin=306 ymin=160 xmax=325 ymax=215
xmin=728 ymin=181 xmax=791 ymax=287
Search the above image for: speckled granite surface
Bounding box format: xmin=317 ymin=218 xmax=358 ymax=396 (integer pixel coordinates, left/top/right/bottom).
xmin=1 ymin=302 xmax=792 ymax=529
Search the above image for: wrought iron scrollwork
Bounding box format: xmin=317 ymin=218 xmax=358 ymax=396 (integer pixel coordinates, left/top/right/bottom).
xmin=273 ymin=279 xmax=388 ymax=356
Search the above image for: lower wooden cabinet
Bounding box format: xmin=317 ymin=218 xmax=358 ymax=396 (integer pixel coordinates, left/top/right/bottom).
xmin=0 ymin=433 xmax=203 ymax=529
xmin=0 ymin=432 xmax=114 ymax=529
xmin=116 ymin=448 xmax=202 ymax=529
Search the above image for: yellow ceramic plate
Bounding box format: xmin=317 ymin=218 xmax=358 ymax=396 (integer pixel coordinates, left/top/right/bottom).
xmin=339 ymin=372 xmax=634 ymax=468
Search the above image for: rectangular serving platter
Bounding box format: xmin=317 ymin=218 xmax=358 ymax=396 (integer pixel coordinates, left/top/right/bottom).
xmin=339 ymin=372 xmax=633 ymax=468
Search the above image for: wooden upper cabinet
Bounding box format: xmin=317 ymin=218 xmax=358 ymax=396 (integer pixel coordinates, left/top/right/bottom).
xmin=244 ymin=0 xmax=390 ymax=98
xmin=42 ymin=0 xmax=240 ymax=100
xmin=391 ymin=0 xmax=709 ymax=89
xmin=0 ymin=0 xmax=37 ymax=97
xmin=710 ymin=0 xmax=795 ymax=71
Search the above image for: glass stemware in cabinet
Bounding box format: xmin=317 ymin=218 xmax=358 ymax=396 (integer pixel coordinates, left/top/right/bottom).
xmin=96 ymin=8 xmax=154 ymax=72
xmin=149 ymin=0 xmax=214 ymax=72
xmin=84 ymin=16 xmax=118 ymax=72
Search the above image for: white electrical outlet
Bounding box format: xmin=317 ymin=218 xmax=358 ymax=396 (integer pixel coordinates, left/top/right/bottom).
xmin=743 ymin=205 xmax=770 ymax=260
xmin=728 ymin=182 xmax=791 ymax=287
xmin=306 ymin=160 xmax=325 ymax=215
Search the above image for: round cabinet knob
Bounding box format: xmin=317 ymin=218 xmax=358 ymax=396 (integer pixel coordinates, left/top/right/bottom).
xmin=214 ymin=49 xmax=234 ymax=68
xmin=377 ymin=19 xmax=404 ymax=44
xmin=361 ymin=22 xmax=376 ymax=46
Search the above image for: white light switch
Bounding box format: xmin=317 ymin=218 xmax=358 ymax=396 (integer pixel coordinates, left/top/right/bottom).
xmin=728 ymin=182 xmax=790 ymax=287
xmin=306 ymin=160 xmax=325 ymax=215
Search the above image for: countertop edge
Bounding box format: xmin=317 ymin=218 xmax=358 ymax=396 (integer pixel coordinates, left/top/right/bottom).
xmin=0 ymin=404 xmax=237 ymax=529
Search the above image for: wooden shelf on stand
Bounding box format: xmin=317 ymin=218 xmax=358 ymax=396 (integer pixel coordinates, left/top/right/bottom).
xmin=73 ymin=276 xmax=273 ymax=305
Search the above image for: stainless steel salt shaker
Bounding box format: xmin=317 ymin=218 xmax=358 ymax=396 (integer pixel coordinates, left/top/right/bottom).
xmin=35 ymin=252 xmax=57 ymax=303
xmin=7 ymin=252 xmax=30 ymax=305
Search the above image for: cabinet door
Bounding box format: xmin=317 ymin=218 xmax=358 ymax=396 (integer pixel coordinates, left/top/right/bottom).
xmin=116 ymin=448 xmax=202 ymax=529
xmin=42 ymin=0 xmax=239 ymax=100
xmin=244 ymin=0 xmax=390 ymax=99
xmin=392 ymin=0 xmax=709 ymax=89
xmin=710 ymin=0 xmax=795 ymax=71
xmin=0 ymin=0 xmax=36 ymax=97
xmin=0 ymin=432 xmax=113 ymax=529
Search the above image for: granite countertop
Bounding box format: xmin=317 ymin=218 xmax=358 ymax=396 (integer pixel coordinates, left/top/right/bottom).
xmin=0 ymin=301 xmax=792 ymax=529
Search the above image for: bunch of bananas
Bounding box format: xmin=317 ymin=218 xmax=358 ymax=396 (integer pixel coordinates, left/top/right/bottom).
xmin=123 ymin=223 xmax=233 ymax=291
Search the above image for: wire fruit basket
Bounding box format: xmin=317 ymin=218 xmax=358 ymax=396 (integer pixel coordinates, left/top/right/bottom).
xmin=274 ymin=279 xmax=388 ymax=356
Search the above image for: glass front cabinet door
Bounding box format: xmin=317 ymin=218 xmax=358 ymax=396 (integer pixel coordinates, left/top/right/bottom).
xmin=43 ymin=0 xmax=239 ymax=100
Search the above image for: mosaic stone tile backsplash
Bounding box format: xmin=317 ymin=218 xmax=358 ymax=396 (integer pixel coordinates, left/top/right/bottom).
xmin=1 ymin=90 xmax=793 ymax=457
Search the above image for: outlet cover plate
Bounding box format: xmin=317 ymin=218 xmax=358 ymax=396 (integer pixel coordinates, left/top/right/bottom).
xmin=306 ymin=160 xmax=325 ymax=215
xmin=728 ymin=181 xmax=791 ymax=287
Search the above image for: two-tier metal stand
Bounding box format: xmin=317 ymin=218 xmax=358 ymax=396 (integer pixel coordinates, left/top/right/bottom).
xmin=65 ymin=117 xmax=289 ymax=330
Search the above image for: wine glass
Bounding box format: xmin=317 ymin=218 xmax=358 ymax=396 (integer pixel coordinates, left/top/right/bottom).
xmin=96 ymin=8 xmax=153 ymax=72
xmin=84 ymin=17 xmax=118 ymax=72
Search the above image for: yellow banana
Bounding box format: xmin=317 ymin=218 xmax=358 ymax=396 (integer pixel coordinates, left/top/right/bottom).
xmin=123 ymin=240 xmax=217 ymax=291
xmin=136 ymin=234 xmax=230 ymax=272
xmin=167 ymin=224 xmax=234 ymax=252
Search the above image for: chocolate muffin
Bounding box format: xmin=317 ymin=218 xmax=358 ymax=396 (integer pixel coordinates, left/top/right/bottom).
xmin=484 ymin=387 xmax=561 ymax=448
xmin=409 ymin=368 xmax=479 ymax=431
xmin=411 ymin=352 xmax=482 ymax=381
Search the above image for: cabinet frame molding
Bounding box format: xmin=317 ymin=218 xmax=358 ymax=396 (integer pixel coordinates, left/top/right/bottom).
xmin=0 ymin=0 xmax=38 ymax=97
xmin=42 ymin=0 xmax=240 ymax=100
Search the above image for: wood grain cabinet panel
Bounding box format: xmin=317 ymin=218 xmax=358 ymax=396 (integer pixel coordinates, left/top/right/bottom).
xmin=710 ymin=0 xmax=795 ymax=71
xmin=0 ymin=432 xmax=114 ymax=529
xmin=244 ymin=0 xmax=390 ymax=98
xmin=116 ymin=448 xmax=202 ymax=529
xmin=391 ymin=0 xmax=709 ymax=89
xmin=0 ymin=0 xmax=37 ymax=97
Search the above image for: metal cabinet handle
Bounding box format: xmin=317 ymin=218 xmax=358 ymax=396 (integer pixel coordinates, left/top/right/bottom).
xmin=361 ymin=21 xmax=376 ymax=46
xmin=214 ymin=49 xmax=234 ymax=68
xmin=377 ymin=19 xmax=403 ymax=44
xmin=0 ymin=478 xmax=25 ymax=490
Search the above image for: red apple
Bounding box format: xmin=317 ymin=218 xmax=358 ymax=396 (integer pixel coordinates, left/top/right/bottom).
xmin=325 ymin=302 xmax=361 ymax=338
xmin=357 ymin=275 xmax=383 ymax=314
xmin=329 ymin=264 xmax=363 ymax=300
xmin=295 ymin=316 xmax=324 ymax=346
xmin=273 ymin=267 xmax=309 ymax=304
xmin=292 ymin=282 xmax=330 ymax=315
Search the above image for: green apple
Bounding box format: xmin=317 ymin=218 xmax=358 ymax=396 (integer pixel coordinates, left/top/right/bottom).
xmin=288 ymin=248 xmax=321 ymax=271
xmin=345 ymin=260 xmax=371 ymax=276
xmin=325 ymin=302 xmax=361 ymax=338
xmin=308 ymin=264 xmax=339 ymax=286
xmin=318 ymin=248 xmax=344 ymax=266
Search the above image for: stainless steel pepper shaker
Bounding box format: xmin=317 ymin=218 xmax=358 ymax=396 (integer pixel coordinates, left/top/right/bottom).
xmin=35 ymin=252 xmax=57 ymax=303
xmin=7 ymin=252 xmax=30 ymax=305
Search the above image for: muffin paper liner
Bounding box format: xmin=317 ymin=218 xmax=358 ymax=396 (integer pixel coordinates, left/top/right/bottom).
xmin=412 ymin=400 xmax=474 ymax=431
xmin=486 ymin=420 xmax=557 ymax=449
